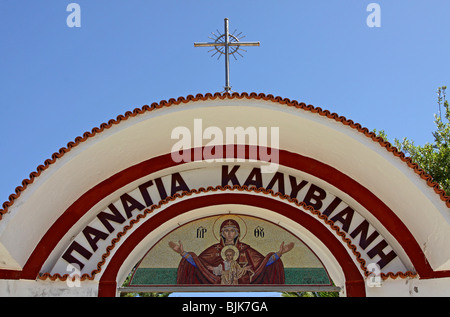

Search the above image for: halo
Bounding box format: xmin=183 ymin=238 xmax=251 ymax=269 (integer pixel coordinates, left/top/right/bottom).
xmin=212 ymin=214 xmax=247 ymax=242
xmin=221 ymin=245 xmax=240 ymax=261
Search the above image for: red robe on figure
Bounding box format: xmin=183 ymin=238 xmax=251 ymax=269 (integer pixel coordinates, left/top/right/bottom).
xmin=176 ymin=219 xmax=285 ymax=285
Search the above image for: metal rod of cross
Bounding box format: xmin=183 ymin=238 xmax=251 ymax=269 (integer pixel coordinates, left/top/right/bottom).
xmin=194 ymin=18 xmax=260 ymax=93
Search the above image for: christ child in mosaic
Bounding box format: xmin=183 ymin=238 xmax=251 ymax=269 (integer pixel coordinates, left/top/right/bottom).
xmin=207 ymin=246 xmax=254 ymax=285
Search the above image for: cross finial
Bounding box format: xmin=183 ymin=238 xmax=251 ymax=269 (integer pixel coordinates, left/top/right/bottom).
xmin=194 ymin=18 xmax=260 ymax=93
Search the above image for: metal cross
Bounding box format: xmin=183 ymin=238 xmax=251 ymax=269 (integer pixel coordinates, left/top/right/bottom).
xmin=194 ymin=18 xmax=260 ymax=93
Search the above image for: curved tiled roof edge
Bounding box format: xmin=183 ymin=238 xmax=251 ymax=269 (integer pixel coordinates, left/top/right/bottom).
xmin=1 ymin=92 xmax=449 ymax=220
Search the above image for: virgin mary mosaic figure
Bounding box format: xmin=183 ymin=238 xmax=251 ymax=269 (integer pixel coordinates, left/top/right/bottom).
xmin=169 ymin=218 xmax=294 ymax=285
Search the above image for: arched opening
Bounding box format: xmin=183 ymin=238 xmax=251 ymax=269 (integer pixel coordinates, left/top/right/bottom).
xmin=118 ymin=213 xmax=342 ymax=297
xmin=98 ymin=193 xmax=366 ymax=297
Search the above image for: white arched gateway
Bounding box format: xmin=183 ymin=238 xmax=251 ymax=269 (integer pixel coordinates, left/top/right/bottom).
xmin=1 ymin=93 xmax=449 ymax=297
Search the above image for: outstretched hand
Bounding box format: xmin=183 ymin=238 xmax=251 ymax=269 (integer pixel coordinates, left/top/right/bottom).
xmin=278 ymin=241 xmax=294 ymax=255
xmin=169 ymin=240 xmax=184 ymax=255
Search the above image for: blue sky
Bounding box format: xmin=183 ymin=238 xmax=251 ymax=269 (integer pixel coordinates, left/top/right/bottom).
xmin=0 ymin=1 xmax=449 ymax=243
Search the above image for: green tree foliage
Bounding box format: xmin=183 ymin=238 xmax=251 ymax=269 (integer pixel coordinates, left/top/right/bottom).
xmin=391 ymin=86 xmax=450 ymax=195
